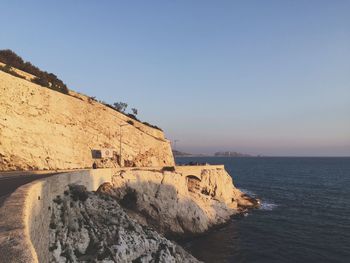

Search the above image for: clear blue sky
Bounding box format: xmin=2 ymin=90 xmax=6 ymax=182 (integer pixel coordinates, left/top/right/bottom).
xmin=1 ymin=1 xmax=349 ymax=156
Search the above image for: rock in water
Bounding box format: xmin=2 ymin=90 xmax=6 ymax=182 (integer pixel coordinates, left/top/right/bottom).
xmin=49 ymin=184 xmax=200 ymax=263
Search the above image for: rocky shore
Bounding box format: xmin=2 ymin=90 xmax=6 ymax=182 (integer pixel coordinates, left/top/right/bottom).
xmin=49 ymin=167 xmax=259 ymax=262
xmin=0 ymin=54 xmax=260 ymax=263
xmin=49 ymin=184 xmax=200 ymax=263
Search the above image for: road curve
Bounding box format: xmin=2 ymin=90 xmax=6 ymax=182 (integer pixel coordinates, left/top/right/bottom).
xmin=0 ymin=172 xmax=59 ymax=206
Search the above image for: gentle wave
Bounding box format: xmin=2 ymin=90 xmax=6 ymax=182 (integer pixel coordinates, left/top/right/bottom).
xmin=240 ymin=188 xmax=257 ymax=197
xmin=260 ymin=201 xmax=278 ymax=211
xmin=240 ymin=189 xmax=278 ymax=211
xmin=177 ymin=157 xmax=350 ymax=262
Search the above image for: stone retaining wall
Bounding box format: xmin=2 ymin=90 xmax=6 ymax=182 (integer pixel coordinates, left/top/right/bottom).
xmin=0 ymin=165 xmax=233 ymax=263
xmin=0 ymin=169 xmax=114 ymax=263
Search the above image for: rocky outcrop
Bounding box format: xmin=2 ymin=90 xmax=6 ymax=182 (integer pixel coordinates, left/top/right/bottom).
xmin=0 ymin=167 xmax=257 ymax=263
xmin=0 ymin=65 xmax=259 ymax=262
xmin=0 ymin=70 xmax=174 ymax=171
xmin=99 ymin=166 xmax=259 ymax=236
xmin=49 ymin=184 xmax=200 ymax=263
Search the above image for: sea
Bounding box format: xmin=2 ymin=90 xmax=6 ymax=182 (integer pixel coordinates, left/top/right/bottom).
xmin=175 ymin=157 xmax=350 ymax=263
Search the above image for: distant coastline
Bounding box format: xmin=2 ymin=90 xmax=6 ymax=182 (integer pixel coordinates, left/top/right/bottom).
xmin=173 ymin=150 xmax=259 ymax=157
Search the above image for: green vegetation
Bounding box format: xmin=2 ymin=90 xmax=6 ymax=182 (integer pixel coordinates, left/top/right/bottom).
xmin=0 ymin=49 xmax=163 ymax=131
xmin=131 ymin=108 xmax=138 ymax=116
xmin=0 ymin=49 xmax=68 ymax=94
xmin=111 ymin=102 xmax=162 ymax=131
xmin=142 ymin=121 xmax=162 ymax=131
xmin=0 ymin=64 xmax=25 ymax=79
xmin=113 ymin=102 xmax=128 ymax=112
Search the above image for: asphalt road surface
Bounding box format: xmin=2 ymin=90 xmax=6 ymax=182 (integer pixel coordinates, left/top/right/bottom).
xmin=0 ymin=172 xmax=58 ymax=206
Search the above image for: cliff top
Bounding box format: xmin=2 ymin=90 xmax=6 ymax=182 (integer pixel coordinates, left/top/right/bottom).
xmin=0 ymin=49 xmax=162 ymax=132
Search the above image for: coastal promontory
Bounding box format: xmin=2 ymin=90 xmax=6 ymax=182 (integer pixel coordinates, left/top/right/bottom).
xmin=0 ymin=54 xmax=258 ymax=262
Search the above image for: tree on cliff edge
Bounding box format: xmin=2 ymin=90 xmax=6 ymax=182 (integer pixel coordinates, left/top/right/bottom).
xmin=131 ymin=108 xmax=138 ymax=116
xmin=113 ymin=102 xmax=128 ymax=112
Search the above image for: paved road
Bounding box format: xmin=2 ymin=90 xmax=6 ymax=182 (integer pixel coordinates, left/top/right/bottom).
xmin=0 ymin=172 xmax=58 ymax=206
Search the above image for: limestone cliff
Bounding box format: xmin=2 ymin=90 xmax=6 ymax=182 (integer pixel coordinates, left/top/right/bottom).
xmin=49 ymin=184 xmax=200 ymax=262
xmin=100 ymin=166 xmax=259 ymax=236
xmin=49 ymin=168 xmax=257 ymax=262
xmin=0 ymin=70 xmax=174 ymax=171
xmin=0 ymin=62 xmax=259 ymax=262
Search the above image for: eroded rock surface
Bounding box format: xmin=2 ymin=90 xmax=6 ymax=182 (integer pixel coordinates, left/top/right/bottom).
xmin=101 ymin=167 xmax=259 ymax=236
xmin=0 ymin=70 xmax=174 ymax=171
xmin=49 ymin=184 xmax=200 ymax=263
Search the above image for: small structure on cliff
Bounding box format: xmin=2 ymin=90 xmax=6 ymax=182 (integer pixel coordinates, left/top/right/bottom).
xmin=0 ymin=68 xmax=174 ymax=171
xmin=91 ymin=148 xmax=121 ymax=168
xmin=91 ymin=148 xmax=118 ymax=159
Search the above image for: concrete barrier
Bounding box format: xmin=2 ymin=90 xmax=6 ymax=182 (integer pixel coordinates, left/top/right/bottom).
xmin=0 ymin=169 xmax=114 ymax=263
xmin=0 ymin=165 xmax=227 ymax=263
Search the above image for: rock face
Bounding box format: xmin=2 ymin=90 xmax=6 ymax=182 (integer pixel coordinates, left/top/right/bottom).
xmin=49 ymin=184 xmax=200 ymax=263
xmin=100 ymin=166 xmax=259 ymax=236
xmin=1 ymin=69 xmax=259 ymax=262
xmin=0 ymin=70 xmax=174 ymax=171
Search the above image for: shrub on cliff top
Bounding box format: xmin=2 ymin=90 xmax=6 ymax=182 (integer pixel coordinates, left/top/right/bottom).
xmin=0 ymin=49 xmax=69 ymax=94
xmin=113 ymin=102 xmax=128 ymax=112
xmin=0 ymin=64 xmax=25 ymax=79
xmin=142 ymin=122 xmax=163 ymax=131
xmin=131 ymin=108 xmax=138 ymax=116
xmin=127 ymin=113 xmax=138 ymax=120
xmin=0 ymin=49 xmax=163 ymax=131
xmin=127 ymin=120 xmax=134 ymax=125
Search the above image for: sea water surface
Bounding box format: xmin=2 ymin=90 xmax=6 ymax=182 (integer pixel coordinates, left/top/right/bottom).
xmin=176 ymin=157 xmax=350 ymax=263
